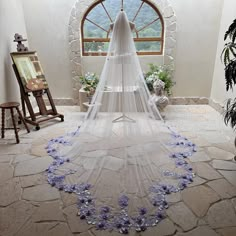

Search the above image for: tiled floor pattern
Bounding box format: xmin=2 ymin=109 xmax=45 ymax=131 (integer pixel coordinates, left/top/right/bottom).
xmin=0 ymin=105 xmax=236 ymax=236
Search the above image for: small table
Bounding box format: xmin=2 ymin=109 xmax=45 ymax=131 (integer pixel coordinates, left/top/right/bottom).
xmin=0 ymin=102 xmax=30 ymax=143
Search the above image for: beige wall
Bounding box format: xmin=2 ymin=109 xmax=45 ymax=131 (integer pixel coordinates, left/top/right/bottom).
xmin=21 ymin=0 xmax=76 ymax=99
xmin=81 ymin=56 xmax=164 ymax=76
xmin=211 ymin=0 xmax=236 ymax=105
xmin=169 ymin=0 xmax=223 ymax=97
xmin=19 ymin=0 xmax=224 ymax=99
xmin=0 ymin=0 xmax=28 ymax=104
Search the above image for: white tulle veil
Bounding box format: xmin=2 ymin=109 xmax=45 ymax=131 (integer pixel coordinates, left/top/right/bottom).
xmin=46 ymin=10 xmax=196 ymax=234
xmin=80 ymin=10 xmax=163 ymax=138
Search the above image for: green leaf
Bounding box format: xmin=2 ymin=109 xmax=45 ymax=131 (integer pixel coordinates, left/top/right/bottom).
xmin=225 ymin=59 xmax=236 ymax=91
xmin=145 ymin=63 xmax=174 ymax=95
xmin=221 ymin=46 xmax=227 ymax=64
xmin=224 ymin=48 xmax=230 ymax=66
xmin=224 ymin=19 xmax=236 ymax=42
xmin=229 ymin=44 xmax=236 ymax=58
xmin=224 ymin=98 xmax=236 ymax=129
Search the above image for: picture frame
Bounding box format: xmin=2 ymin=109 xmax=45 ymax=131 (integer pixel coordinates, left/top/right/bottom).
xmin=11 ymin=51 xmax=48 ymax=92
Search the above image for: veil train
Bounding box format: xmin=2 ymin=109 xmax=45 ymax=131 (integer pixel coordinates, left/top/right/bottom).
xmin=45 ymin=10 xmax=196 ymax=234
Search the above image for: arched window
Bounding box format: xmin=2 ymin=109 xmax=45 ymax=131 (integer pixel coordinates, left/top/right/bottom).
xmin=81 ymin=0 xmax=164 ymax=56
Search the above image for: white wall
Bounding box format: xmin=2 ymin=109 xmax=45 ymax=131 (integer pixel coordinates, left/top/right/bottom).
xmin=20 ymin=0 xmax=224 ymax=99
xmin=81 ymin=56 xmax=164 ymax=76
xmin=211 ymin=0 xmax=236 ymax=105
xmin=21 ymin=0 xmax=77 ymax=99
xmin=169 ymin=0 xmax=223 ymax=97
xmin=0 ymin=0 xmax=28 ymax=104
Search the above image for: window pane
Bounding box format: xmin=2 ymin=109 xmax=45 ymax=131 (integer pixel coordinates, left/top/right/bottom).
xmin=102 ymin=42 xmax=110 ymax=52
xmin=84 ymin=3 xmax=110 ymax=38
xmin=138 ymin=20 xmax=162 ymax=37
xmin=82 ymin=0 xmax=164 ymax=56
xmin=86 ymin=3 xmax=111 ymax=30
xmin=123 ymin=0 xmax=142 ymax=21
xmin=135 ymin=41 xmax=161 ymax=52
xmin=84 ymin=20 xmax=107 ymax=38
xmin=84 ymin=42 xmax=109 ymax=53
xmin=84 ymin=41 xmax=161 ymax=54
xmin=103 ymin=0 xmax=121 ymax=22
xmin=134 ymin=3 xmax=158 ymax=30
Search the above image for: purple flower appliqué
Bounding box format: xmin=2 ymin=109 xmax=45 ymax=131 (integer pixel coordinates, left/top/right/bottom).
xmin=45 ymin=125 xmax=197 ymax=234
xmin=118 ymin=195 xmax=129 ymax=208
xmin=139 ymin=207 xmax=147 ymax=215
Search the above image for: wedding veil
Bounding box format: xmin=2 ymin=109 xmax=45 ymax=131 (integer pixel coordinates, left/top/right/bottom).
xmin=46 ymin=10 xmax=196 ymax=234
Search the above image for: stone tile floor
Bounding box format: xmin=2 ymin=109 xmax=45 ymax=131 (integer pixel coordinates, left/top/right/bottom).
xmin=0 ymin=105 xmax=236 ymax=236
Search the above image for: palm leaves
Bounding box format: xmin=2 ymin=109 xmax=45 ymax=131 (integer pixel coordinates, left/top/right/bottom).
xmin=224 ymin=98 xmax=236 ymax=130
xmin=221 ymin=19 xmax=236 ymax=91
xmin=225 ymin=60 xmax=236 ymax=91
xmin=221 ymin=42 xmax=236 ymax=66
xmin=224 ymin=19 xmax=236 ymax=42
xmin=222 ymin=19 xmax=236 ymax=130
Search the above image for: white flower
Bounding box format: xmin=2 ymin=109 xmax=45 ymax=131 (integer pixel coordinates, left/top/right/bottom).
xmin=146 ymin=76 xmax=154 ymax=83
xmin=151 ymin=73 xmax=159 ymax=81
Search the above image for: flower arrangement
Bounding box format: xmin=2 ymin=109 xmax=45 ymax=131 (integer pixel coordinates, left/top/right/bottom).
xmin=144 ymin=64 xmax=174 ymax=96
xmin=79 ymin=72 xmax=99 ymax=96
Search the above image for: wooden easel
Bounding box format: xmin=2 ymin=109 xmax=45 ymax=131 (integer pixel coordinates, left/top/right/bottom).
xmin=11 ymin=52 xmax=64 ymax=130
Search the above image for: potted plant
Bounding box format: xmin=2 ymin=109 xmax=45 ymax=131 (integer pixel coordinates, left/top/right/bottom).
xmin=221 ymin=19 xmax=236 ymax=135
xmin=144 ymin=63 xmax=174 ymax=96
xmin=79 ymin=72 xmax=99 ymax=103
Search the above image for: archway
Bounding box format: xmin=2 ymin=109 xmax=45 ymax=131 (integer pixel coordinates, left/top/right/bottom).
xmin=68 ymin=0 xmax=176 ymax=104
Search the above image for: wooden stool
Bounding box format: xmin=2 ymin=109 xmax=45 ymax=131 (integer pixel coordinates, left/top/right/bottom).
xmin=0 ymin=102 xmax=30 ymax=143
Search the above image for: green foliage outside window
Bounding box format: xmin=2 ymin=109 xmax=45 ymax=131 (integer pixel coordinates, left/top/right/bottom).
xmin=83 ymin=0 xmax=163 ymax=54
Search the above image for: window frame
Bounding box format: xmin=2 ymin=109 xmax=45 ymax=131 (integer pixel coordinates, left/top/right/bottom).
xmin=81 ymin=0 xmax=164 ymax=56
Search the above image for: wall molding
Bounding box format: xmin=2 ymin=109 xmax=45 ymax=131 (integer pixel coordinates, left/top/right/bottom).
xmin=169 ymin=97 xmax=209 ymax=105
xmin=46 ymin=97 xmax=209 ymax=107
xmin=208 ymin=98 xmax=224 ymax=114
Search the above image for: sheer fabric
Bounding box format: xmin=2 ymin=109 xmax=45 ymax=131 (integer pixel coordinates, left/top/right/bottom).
xmin=81 ymin=10 xmax=162 ymax=138
xmin=46 ymin=11 xmax=196 ymax=233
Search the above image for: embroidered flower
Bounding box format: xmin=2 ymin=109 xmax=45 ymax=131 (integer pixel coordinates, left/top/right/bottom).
xmin=118 ymin=195 xmax=129 ymax=208
xmin=139 ymin=207 xmax=147 ymax=215
xmin=45 ymin=126 xmax=197 ymax=234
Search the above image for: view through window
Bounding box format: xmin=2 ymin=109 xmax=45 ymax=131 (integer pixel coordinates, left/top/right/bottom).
xmin=82 ymin=0 xmax=164 ymax=56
